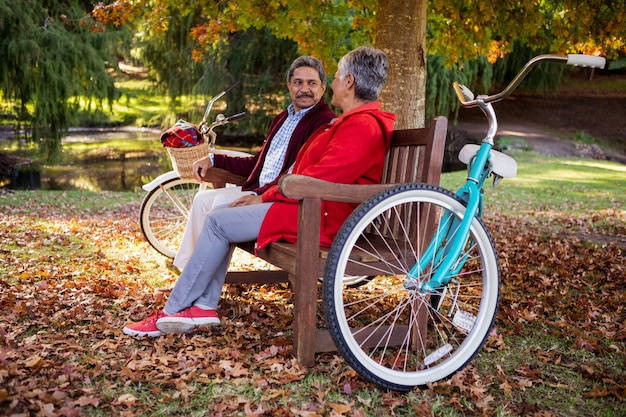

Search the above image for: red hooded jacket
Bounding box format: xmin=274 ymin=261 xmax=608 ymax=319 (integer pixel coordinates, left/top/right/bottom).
xmin=257 ymin=102 xmax=396 ymax=250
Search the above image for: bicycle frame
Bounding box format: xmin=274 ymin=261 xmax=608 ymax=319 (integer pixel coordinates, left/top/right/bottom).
xmin=407 ymin=54 xmax=606 ymax=293
xmin=408 ymin=102 xmax=495 ymax=292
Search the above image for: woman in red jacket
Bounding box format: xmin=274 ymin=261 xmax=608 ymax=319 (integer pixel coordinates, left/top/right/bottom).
xmin=123 ymin=46 xmax=396 ymax=337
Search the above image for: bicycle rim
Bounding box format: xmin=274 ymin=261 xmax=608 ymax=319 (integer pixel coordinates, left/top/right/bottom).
xmin=322 ymin=183 xmax=500 ymax=391
xmin=139 ymin=177 xmax=201 ymax=258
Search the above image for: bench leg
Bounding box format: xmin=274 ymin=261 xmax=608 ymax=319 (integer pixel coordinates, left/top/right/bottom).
xmin=291 ymin=196 xmax=322 ymax=366
xmin=291 ymin=271 xmax=317 ymax=366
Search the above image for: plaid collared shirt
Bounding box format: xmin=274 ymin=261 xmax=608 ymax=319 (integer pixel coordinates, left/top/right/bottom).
xmin=258 ymin=103 xmax=313 ymax=187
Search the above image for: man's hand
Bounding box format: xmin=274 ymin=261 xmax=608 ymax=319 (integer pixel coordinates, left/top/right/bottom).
xmin=229 ymin=194 xmax=263 ymax=207
xmin=193 ymin=155 xmax=213 ymax=182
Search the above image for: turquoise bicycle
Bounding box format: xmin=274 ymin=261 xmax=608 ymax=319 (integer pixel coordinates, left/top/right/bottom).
xmin=321 ymin=54 xmax=606 ymax=391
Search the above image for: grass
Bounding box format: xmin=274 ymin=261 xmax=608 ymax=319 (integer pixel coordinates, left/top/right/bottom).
xmin=441 ymin=151 xmax=626 ymax=216
xmin=1 ymin=152 xmax=624 ymax=416
xmin=478 ymin=329 xmax=625 ymax=415
xmin=0 ymin=189 xmax=139 ymax=211
xmin=0 ymin=189 xmax=141 ymax=279
xmin=86 ymin=77 xmax=230 ymax=130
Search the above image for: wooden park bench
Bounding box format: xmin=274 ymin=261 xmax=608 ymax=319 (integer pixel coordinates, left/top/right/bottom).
xmin=204 ymin=116 xmax=448 ymax=366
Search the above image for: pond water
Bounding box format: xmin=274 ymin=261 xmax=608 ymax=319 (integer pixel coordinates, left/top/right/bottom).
xmin=1 ymin=128 xmax=258 ymax=192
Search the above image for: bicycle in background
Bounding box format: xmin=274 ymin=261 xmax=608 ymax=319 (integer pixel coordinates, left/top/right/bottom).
xmin=139 ymin=82 xmax=249 ymax=258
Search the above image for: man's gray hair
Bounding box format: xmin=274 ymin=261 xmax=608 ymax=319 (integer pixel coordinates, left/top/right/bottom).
xmin=338 ymin=46 xmax=388 ymax=101
xmin=287 ymin=56 xmax=327 ymax=84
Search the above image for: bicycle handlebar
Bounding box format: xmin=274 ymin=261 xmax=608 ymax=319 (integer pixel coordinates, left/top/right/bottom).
xmin=202 ymin=81 xmax=242 ymax=123
xmin=225 ymin=112 xmax=246 ymax=122
xmin=454 ymin=54 xmax=607 ymax=108
xmin=200 ymin=111 xmax=247 ymax=137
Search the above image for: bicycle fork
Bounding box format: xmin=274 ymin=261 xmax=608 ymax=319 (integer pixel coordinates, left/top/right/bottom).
xmin=405 ymin=142 xmax=493 ymax=295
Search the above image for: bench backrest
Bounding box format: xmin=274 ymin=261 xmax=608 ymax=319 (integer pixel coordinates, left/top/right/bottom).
xmin=374 ymin=116 xmax=448 ymax=242
xmin=383 ymin=116 xmax=447 ymax=187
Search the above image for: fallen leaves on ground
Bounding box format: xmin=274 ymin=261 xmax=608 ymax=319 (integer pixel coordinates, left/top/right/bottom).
xmin=0 ymin=192 xmax=624 ymax=416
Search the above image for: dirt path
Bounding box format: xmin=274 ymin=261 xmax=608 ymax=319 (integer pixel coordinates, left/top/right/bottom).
xmin=451 ymin=94 xmax=626 ymax=164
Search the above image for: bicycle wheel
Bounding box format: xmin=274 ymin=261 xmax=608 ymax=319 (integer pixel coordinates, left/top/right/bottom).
xmin=140 ymin=177 xmax=203 ymax=258
xmin=323 ymin=183 xmax=500 ymax=391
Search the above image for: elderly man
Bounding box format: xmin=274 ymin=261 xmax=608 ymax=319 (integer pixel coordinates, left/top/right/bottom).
xmin=124 ymin=46 xmax=396 ymax=337
xmin=173 ymin=55 xmax=335 ymax=270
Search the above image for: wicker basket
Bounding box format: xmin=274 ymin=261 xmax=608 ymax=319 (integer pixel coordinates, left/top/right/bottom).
xmin=166 ymin=140 xmax=210 ymax=179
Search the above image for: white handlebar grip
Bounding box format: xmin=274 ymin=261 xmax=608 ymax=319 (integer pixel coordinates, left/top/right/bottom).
xmin=566 ymin=54 xmax=606 ymax=69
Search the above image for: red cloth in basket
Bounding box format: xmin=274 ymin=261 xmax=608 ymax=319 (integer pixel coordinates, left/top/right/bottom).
xmin=160 ymin=120 xmax=204 ymax=148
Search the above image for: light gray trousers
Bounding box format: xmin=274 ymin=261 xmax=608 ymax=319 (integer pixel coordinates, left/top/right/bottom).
xmin=163 ymin=202 xmax=273 ymax=315
xmin=173 ymin=186 xmax=254 ymax=270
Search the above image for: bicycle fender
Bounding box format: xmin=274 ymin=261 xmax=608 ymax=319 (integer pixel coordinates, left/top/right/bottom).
xmin=459 ymin=144 xmax=517 ymax=178
xmin=142 ymin=171 xmax=180 ymax=192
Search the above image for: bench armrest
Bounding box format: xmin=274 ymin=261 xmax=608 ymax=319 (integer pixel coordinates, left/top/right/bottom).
xmin=278 ymin=174 xmax=395 ymax=204
xmin=200 ymin=167 xmax=247 ymax=188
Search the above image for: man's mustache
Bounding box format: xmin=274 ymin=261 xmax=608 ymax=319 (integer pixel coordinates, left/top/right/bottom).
xmin=296 ymin=93 xmax=314 ymax=98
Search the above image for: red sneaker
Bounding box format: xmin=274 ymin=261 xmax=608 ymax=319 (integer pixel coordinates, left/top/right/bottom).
xmin=123 ymin=310 xmax=166 ymax=337
xmin=156 ymin=306 xmax=220 ymax=334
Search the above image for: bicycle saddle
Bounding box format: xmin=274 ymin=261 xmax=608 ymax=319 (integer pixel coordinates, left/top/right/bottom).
xmin=458 ymin=144 xmax=518 ymax=178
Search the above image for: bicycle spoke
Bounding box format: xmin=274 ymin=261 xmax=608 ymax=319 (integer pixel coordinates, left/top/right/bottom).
xmin=140 ymin=178 xmax=202 ymax=258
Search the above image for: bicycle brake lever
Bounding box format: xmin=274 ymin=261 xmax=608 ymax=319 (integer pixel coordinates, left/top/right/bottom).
xmin=453 ymin=82 xmax=475 ymax=106
xmin=222 ymin=80 xmax=241 ymax=94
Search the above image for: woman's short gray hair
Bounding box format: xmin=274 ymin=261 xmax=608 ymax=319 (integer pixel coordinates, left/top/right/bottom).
xmin=286 ymin=56 xmax=327 ymax=84
xmin=337 ymin=46 xmax=388 ymax=101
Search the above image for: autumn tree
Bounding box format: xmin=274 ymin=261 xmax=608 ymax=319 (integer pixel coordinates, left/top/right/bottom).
xmin=138 ymin=13 xmax=301 ymax=134
xmin=93 ymin=0 xmax=378 ymax=133
xmin=1 ymin=0 xmax=617 ymax=164
xmin=93 ymin=0 xmax=625 ymax=132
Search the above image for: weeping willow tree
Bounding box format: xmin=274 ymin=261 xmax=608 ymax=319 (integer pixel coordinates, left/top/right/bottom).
xmin=136 ymin=2 xmax=206 ymax=112
xmin=193 ymin=28 xmax=300 ymax=135
xmin=0 ymin=0 xmax=120 ymax=162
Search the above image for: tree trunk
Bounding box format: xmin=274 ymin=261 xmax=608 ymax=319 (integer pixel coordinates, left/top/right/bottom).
xmin=375 ymin=0 xmax=427 ymax=129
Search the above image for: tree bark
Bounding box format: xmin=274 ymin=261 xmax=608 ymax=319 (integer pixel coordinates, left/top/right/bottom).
xmin=375 ymin=0 xmax=427 ymax=129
